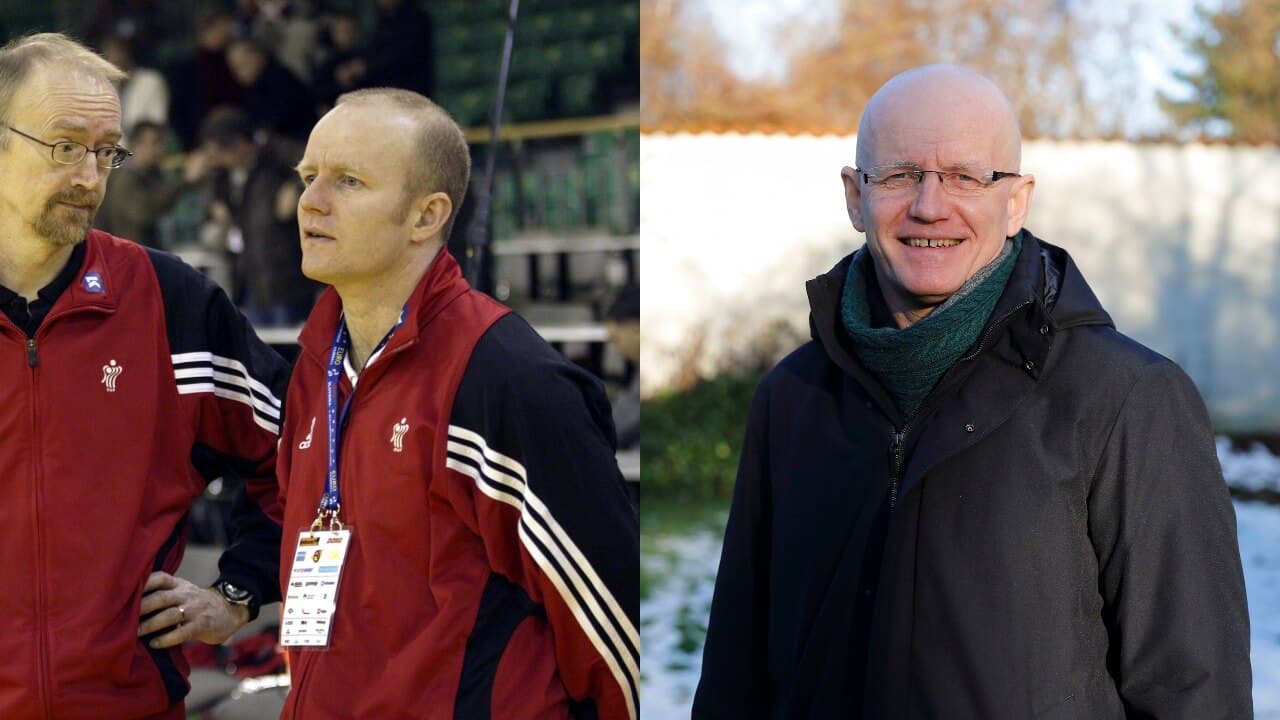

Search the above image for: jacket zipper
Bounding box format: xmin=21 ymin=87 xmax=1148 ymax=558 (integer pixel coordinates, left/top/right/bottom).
xmin=18 ymin=305 xmax=110 ymax=717
xmin=958 ymin=300 xmax=1033 ymax=364
xmin=286 ymin=652 xmax=316 ymax=717
xmin=26 ymin=335 xmax=52 ymax=717
xmin=285 ymin=325 xmax=419 ymax=713
xmin=886 ymin=298 xmax=1034 ymax=513
xmin=888 ymin=429 xmax=904 ymax=512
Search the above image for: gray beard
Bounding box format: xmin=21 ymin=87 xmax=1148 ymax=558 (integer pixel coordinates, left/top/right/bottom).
xmin=34 ymin=195 xmax=96 ymax=246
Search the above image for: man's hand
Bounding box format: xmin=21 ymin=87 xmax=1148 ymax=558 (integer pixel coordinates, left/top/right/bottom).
xmin=137 ymin=572 xmax=250 ymax=649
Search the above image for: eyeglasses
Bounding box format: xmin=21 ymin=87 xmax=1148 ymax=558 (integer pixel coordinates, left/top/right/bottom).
xmin=6 ymin=125 xmax=132 ymax=169
xmin=857 ymin=166 xmax=1020 ymax=197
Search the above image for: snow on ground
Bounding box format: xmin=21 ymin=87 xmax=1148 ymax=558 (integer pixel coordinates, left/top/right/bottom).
xmin=1220 ymin=437 xmax=1280 ymax=493
xmin=642 ymin=440 xmax=1280 ymax=719
xmin=1223 ymin=440 xmax=1280 ymax=719
xmin=1235 ymin=502 xmax=1280 ymax=718
xmin=641 ymin=529 xmax=723 ymax=720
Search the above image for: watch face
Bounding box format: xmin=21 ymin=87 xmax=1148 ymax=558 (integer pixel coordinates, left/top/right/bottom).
xmin=220 ymin=582 xmax=252 ymax=604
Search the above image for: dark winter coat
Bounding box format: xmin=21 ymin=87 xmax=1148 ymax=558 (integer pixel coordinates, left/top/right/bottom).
xmin=693 ymin=231 xmax=1251 ymax=719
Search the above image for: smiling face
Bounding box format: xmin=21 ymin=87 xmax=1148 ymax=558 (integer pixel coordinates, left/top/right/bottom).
xmin=0 ymin=61 xmax=121 ymax=248
xmin=842 ymin=66 xmax=1034 ymax=325
xmin=295 ymin=100 xmax=451 ymax=294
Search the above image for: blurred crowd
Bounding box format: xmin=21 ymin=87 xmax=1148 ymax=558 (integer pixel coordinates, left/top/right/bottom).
xmin=65 ymin=0 xmax=439 ymax=325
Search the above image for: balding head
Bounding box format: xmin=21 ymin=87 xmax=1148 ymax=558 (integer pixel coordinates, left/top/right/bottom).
xmin=0 ymin=33 xmax=124 ymax=148
xmin=856 ymin=64 xmax=1021 ymax=172
xmin=335 ymin=88 xmax=471 ymax=241
xmin=840 ymin=64 xmax=1035 ymax=328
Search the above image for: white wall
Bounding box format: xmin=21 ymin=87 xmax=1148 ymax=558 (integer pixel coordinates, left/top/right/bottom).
xmin=641 ymin=133 xmax=1280 ymax=432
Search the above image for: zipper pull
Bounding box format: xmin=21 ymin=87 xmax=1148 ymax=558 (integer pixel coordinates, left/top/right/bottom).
xmin=26 ymin=337 xmax=38 ymax=367
xmin=888 ymin=430 xmax=904 ymax=511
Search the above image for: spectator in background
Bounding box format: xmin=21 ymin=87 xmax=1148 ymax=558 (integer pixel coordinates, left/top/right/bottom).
xmin=334 ymin=0 xmax=435 ymax=98
xmin=199 ymin=107 xmax=317 ymax=324
xmin=226 ymin=36 xmax=318 ymax=144
xmin=97 ymin=121 xmax=189 ymax=248
xmin=311 ymin=10 xmax=363 ymax=107
xmin=605 ymin=282 xmax=639 ymax=449
xmin=97 ymin=33 xmax=168 ymax=145
xmin=239 ymin=0 xmax=321 ymax=86
xmin=167 ymin=7 xmax=243 ymax=150
xmin=86 ymin=0 xmax=161 ymax=66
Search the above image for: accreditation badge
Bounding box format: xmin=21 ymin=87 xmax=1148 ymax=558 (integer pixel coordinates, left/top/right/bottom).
xmin=279 ymin=528 xmax=352 ymax=648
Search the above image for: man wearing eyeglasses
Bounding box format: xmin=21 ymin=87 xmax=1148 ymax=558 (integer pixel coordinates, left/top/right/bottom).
xmin=694 ymin=64 xmax=1250 ymax=719
xmin=0 ymin=34 xmax=287 ymax=719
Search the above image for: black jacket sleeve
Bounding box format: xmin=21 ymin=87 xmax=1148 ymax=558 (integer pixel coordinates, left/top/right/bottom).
xmin=1088 ymin=360 xmax=1252 ymax=718
xmin=447 ymin=313 xmax=639 ymax=718
xmin=150 ymin=249 xmax=289 ymax=618
xmin=693 ymin=379 xmax=774 ymax=719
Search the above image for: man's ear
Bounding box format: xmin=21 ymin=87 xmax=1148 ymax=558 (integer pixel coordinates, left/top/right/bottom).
xmin=410 ymin=192 xmax=452 ymax=244
xmin=840 ymin=166 xmax=865 ymax=232
xmin=1004 ymin=174 xmax=1035 ymax=237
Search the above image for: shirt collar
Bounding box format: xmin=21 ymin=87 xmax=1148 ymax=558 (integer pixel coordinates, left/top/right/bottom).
xmin=0 ymin=241 xmax=86 ymax=307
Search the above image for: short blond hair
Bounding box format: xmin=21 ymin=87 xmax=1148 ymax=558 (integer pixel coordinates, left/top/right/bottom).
xmin=0 ymin=33 xmax=125 ymax=148
xmin=336 ymin=87 xmax=471 ymax=241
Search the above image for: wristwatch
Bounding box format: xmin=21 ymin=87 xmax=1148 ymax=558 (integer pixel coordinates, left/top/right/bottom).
xmin=213 ymin=580 xmax=256 ymax=616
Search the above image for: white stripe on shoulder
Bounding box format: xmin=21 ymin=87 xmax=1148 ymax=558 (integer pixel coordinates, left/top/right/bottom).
xmin=446 ymin=424 xmax=639 ymax=720
xmin=448 ymin=425 xmax=525 ymax=477
xmin=174 ymin=366 xmax=282 ymax=422
xmin=171 ymin=351 xmax=282 ymax=410
xmin=176 ymin=383 xmax=280 ymax=435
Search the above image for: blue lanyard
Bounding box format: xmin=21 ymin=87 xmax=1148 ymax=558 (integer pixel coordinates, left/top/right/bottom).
xmin=318 ymin=307 xmax=406 ymax=523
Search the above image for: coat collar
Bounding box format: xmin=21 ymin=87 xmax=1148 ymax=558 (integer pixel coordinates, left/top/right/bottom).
xmin=807 ymin=230 xmax=1112 ymax=422
xmin=298 ymin=248 xmax=472 ymax=364
xmin=809 ymin=231 xmax=1117 ymax=500
xmin=55 ymin=229 xmax=122 ymax=313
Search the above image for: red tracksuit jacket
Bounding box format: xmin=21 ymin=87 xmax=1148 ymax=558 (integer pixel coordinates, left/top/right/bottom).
xmin=277 ymin=251 xmax=639 ymax=719
xmin=0 ymin=230 xmax=288 ymax=719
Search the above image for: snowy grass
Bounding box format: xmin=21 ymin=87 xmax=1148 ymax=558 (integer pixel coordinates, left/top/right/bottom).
xmin=1224 ymin=440 xmax=1280 ymax=719
xmin=641 ymin=440 xmax=1280 ymax=719
xmin=1220 ymin=437 xmax=1280 ymax=493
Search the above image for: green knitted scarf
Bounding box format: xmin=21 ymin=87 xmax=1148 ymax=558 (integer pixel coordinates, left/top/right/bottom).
xmin=841 ymin=234 xmax=1021 ymax=419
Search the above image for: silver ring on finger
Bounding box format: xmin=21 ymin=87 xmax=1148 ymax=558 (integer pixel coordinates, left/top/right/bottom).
xmin=178 ymin=606 xmax=186 ymax=625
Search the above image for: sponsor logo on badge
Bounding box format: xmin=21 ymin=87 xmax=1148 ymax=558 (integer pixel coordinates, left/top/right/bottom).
xmin=82 ymin=273 xmax=104 ymax=293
